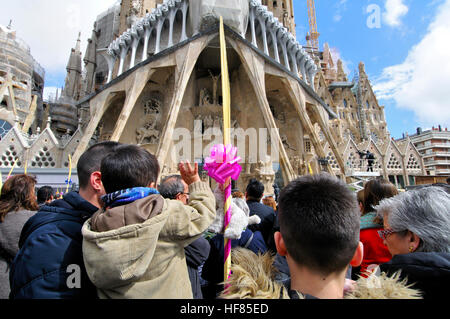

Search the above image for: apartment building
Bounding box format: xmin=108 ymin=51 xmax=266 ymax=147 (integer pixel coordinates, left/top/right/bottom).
xmin=406 ymin=126 xmax=450 ymax=176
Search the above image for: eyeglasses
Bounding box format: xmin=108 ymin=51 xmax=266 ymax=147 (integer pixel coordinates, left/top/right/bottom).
xmin=378 ymin=229 xmax=397 ymax=241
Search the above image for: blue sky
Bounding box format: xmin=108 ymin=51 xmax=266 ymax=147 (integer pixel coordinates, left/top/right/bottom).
xmin=292 ymin=0 xmax=450 ymax=139
xmin=2 ymin=0 xmax=449 ymax=139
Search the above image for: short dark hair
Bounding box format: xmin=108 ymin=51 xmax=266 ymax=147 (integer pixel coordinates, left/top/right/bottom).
xmin=37 ymin=186 xmax=54 ymax=204
xmin=77 ymin=141 xmax=121 ymax=189
xmin=278 ymin=173 xmax=360 ymax=275
xmin=159 ymin=175 xmax=184 ymax=200
xmin=101 ymin=144 xmax=160 ymax=194
xmin=246 ymin=178 xmax=264 ymax=200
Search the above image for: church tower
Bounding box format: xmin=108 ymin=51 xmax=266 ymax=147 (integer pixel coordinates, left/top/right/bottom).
xmin=263 ymin=0 xmax=296 ymax=36
xmin=118 ymin=0 xmax=163 ymax=34
xmin=62 ymin=33 xmax=82 ymax=101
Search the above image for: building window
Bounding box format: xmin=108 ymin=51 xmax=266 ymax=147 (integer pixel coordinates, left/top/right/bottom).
xmin=305 ymin=140 xmax=311 ymax=153
xmin=0 ymin=120 xmax=12 ymax=139
xmin=273 ymin=1 xmax=278 ymax=7
xmin=343 ymin=99 xmax=348 ymax=108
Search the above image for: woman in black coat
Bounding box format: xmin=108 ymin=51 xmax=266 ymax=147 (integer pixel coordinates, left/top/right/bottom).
xmin=375 ymin=186 xmax=450 ymax=299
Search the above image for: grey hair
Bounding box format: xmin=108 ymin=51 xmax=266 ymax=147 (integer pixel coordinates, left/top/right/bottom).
xmin=158 ymin=175 xmax=185 ymax=200
xmin=375 ymin=187 xmax=450 ymax=253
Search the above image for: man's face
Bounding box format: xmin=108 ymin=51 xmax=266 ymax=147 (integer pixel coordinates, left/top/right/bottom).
xmin=176 ymin=180 xmax=190 ymax=205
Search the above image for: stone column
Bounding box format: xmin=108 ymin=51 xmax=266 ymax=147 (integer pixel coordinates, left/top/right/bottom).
xmin=249 ymin=6 xmax=258 ymax=48
xmin=269 ymin=29 xmax=280 ymax=63
xmin=180 ymin=0 xmax=189 ymax=42
xmin=71 ymin=91 xmax=119 ymax=165
xmin=110 ymin=67 xmax=156 ymax=142
xmin=156 ymin=35 xmax=212 ymax=166
xmin=118 ymin=32 xmax=131 ymax=76
xmin=283 ymin=78 xmax=336 ymax=177
xmin=229 ymin=38 xmax=296 ymax=182
xmin=167 ymin=7 xmax=177 ymax=48
xmin=130 ymin=26 xmax=141 ymax=69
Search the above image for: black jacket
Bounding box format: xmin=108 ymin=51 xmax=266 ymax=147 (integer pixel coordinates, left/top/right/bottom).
xmin=184 ymin=237 xmax=211 ymax=299
xmin=380 ymin=252 xmax=450 ymax=299
xmin=246 ymin=200 xmax=276 ymax=249
xmin=9 ymin=192 xmax=98 ymax=299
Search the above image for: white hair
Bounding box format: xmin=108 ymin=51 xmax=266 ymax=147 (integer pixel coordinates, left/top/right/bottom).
xmin=375 ymin=186 xmax=450 ymax=253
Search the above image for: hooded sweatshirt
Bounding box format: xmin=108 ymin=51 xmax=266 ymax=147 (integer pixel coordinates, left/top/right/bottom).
xmin=82 ymin=181 xmax=215 ymax=299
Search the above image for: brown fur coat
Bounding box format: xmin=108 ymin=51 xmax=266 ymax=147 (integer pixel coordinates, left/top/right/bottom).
xmin=219 ymin=248 xmax=422 ymax=299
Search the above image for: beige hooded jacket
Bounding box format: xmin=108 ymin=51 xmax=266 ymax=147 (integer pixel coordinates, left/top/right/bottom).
xmin=82 ymin=181 xmax=215 ymax=299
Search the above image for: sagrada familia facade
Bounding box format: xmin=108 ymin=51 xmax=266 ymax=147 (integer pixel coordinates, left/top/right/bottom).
xmin=0 ymin=0 xmax=425 ymax=192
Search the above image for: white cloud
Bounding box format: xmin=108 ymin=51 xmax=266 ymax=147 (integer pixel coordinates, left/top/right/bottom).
xmin=43 ymin=86 xmax=61 ymax=102
xmin=383 ymin=0 xmax=409 ymax=27
xmin=333 ymin=0 xmax=348 ymax=23
xmin=373 ymin=0 xmax=450 ymax=127
xmin=0 ymin=0 xmax=118 ymax=77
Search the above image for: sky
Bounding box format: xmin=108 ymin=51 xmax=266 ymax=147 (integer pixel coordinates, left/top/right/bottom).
xmin=294 ymin=0 xmax=450 ymax=138
xmin=1 ymin=0 xmax=449 ymax=139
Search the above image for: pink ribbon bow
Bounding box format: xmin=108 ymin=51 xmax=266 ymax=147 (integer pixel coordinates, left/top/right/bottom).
xmin=203 ymin=144 xmax=242 ymax=184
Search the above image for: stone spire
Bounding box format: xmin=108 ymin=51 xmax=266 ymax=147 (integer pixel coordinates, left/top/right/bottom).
xmin=62 ymin=32 xmax=83 ymax=101
xmin=336 ymin=60 xmax=348 ymax=82
xmin=81 ymin=23 xmax=98 ymax=97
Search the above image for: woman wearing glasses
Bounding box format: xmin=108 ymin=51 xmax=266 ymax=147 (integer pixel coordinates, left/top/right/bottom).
xmin=375 ymin=186 xmax=450 ymax=299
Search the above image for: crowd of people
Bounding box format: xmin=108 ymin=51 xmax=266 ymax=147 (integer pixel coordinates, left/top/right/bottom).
xmin=0 ymin=141 xmax=449 ymax=300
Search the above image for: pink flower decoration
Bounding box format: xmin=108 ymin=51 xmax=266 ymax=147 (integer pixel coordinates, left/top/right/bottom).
xmin=203 ymin=144 xmax=242 ymax=185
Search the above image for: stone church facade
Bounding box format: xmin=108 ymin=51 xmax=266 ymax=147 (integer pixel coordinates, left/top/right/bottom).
xmin=0 ymin=0 xmax=425 ymax=192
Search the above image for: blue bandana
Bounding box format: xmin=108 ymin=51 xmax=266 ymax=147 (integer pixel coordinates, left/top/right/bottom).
xmin=101 ymin=187 xmax=160 ymax=209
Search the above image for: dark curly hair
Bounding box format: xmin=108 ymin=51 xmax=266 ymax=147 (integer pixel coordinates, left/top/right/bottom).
xmin=0 ymin=174 xmax=39 ymax=222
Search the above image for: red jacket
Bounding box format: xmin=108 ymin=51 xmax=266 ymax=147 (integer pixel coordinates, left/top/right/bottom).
xmin=359 ymin=227 xmax=392 ymax=277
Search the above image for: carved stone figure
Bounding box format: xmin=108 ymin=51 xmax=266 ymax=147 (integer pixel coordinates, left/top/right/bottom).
xmin=136 ymin=121 xmax=160 ymax=144
xmin=281 ymin=134 xmax=296 ymax=151
xmin=291 ymin=155 xmax=302 ymax=175
xmin=203 ymin=115 xmax=214 ymax=130
xmin=144 ymin=97 xmax=161 ymax=115
xmin=199 ymin=88 xmax=212 ymax=106
xmin=208 ymin=70 xmax=221 ymax=105
xmin=213 ymin=116 xmax=223 ymax=131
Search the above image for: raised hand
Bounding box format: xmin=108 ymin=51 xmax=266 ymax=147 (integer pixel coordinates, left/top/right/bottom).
xmin=179 ymin=160 xmax=201 ymax=186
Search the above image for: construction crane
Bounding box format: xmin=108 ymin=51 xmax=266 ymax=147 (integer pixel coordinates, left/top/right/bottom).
xmin=306 ymin=0 xmax=320 ymax=51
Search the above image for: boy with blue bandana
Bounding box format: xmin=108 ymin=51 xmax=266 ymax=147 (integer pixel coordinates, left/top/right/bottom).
xmin=81 ymin=144 xmax=216 ymax=299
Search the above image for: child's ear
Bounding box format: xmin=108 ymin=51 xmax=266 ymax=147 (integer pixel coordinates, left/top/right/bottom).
xmin=274 ymin=232 xmax=288 ymax=257
xmin=148 ymin=182 xmax=156 ymax=189
xmin=350 ymin=242 xmax=364 ymax=267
